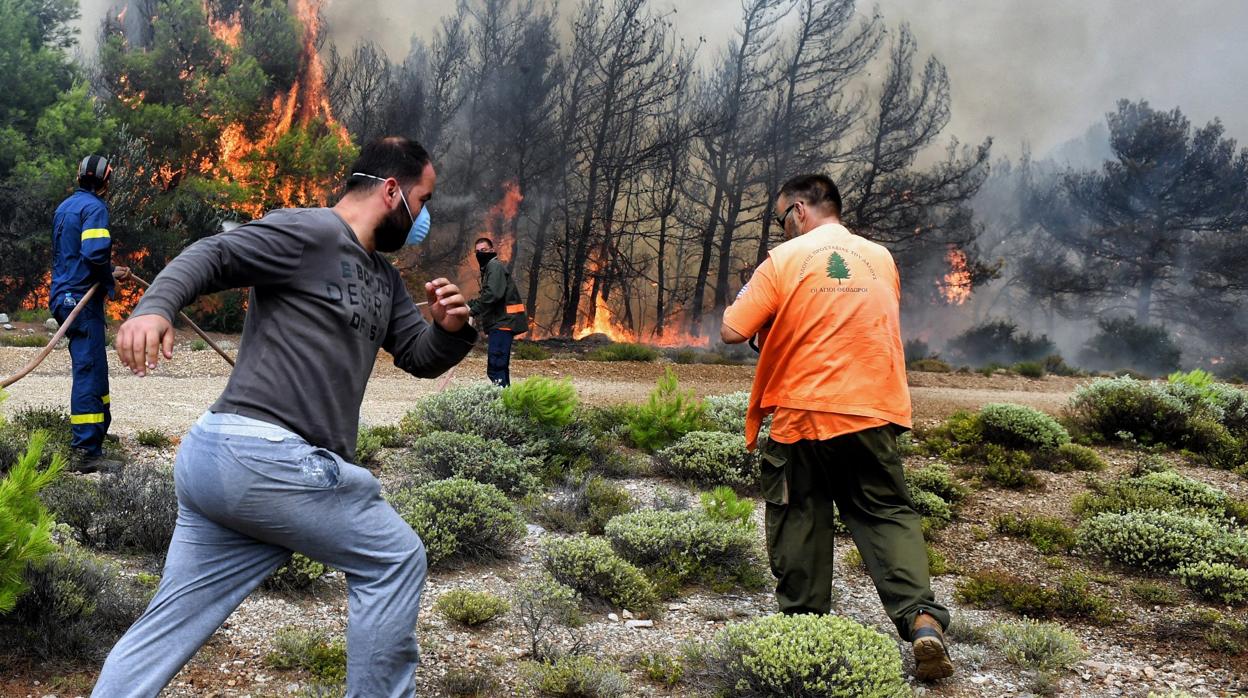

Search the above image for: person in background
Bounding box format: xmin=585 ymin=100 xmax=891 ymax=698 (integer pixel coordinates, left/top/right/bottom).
xmin=50 ymin=155 xmax=130 ymax=473
xmin=92 ymin=137 xmax=475 ymax=698
xmin=721 ymin=173 xmax=954 ymax=682
xmin=467 ymin=236 xmax=528 ymax=386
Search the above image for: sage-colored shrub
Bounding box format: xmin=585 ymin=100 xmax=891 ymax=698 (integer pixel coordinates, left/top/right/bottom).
xmin=399 ymin=431 xmax=540 ymax=496
xmin=604 ymin=509 xmax=764 ymax=592
xmin=693 ymin=613 xmax=908 ymax=697
xmin=978 ymin=403 xmax=1070 ymax=451
xmin=389 ymin=479 xmax=526 ymax=568
xmin=434 ymin=589 xmax=511 ymax=626
xmin=1077 ymin=510 xmax=1248 ymax=572
xmin=541 ymin=534 xmax=657 ymax=611
xmin=654 ymin=431 xmax=759 ymax=490
xmin=1176 ymin=561 xmax=1248 ymax=605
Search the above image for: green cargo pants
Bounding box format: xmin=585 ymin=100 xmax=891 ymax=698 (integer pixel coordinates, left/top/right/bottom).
xmin=758 ymin=424 xmax=950 ymax=641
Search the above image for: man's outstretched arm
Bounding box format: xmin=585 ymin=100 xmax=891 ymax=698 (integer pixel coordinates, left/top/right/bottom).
xmin=384 ymin=276 xmax=477 ymax=379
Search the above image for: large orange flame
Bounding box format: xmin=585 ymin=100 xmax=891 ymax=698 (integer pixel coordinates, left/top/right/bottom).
xmin=939 ymin=247 xmax=972 ymax=305
xmin=203 ymin=0 xmax=351 ymax=219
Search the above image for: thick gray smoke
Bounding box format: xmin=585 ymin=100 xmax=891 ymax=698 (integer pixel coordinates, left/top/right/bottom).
xmin=76 ymin=0 xmax=1248 ymax=159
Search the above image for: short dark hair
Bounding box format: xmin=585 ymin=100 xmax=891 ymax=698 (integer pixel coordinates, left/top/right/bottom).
xmin=778 ymin=174 xmax=842 ymax=217
xmin=344 ymin=137 xmax=431 ymax=193
xmin=475 ymin=237 xmax=494 ymax=248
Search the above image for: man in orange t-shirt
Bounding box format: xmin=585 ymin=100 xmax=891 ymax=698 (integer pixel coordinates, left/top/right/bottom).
xmin=722 ymin=174 xmax=953 ymax=681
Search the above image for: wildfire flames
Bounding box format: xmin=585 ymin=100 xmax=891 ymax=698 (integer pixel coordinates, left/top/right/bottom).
xmin=939 ymin=247 xmax=972 ymax=305
xmin=204 ymin=0 xmax=351 ymax=220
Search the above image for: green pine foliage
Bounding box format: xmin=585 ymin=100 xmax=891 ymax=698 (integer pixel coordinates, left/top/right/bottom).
xmin=501 ymin=376 xmax=579 ymax=430
xmin=0 ymin=430 xmax=65 ymax=613
xmin=626 ymin=368 xmax=707 ymax=452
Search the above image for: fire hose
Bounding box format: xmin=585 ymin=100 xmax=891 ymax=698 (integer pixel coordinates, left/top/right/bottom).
xmin=1 ymin=274 xmax=236 ymax=389
xmin=2 ymin=280 xmax=458 ymax=391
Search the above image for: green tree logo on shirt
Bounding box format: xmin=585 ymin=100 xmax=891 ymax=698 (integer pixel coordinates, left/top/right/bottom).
xmin=826 ymin=252 xmax=851 ymax=285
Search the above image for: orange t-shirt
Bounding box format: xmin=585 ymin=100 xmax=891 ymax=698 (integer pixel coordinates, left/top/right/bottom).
xmin=723 ymin=223 xmax=911 ymax=449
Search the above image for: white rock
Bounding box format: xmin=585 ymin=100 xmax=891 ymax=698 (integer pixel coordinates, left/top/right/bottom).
xmin=625 ymin=619 xmax=654 ymax=628
xmin=2 ymin=323 xmax=12 ymax=331
xmin=0 ymin=313 xmax=8 ymax=323
xmin=44 ymin=318 xmax=59 ymax=331
xmin=608 ymin=613 xmax=619 ymax=622
xmin=622 ymin=609 xmax=634 ymax=619
xmin=970 ymin=675 xmax=989 ymax=685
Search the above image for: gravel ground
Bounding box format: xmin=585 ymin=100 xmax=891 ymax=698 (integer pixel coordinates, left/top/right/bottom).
xmin=3 ymin=342 xmax=1242 ymax=697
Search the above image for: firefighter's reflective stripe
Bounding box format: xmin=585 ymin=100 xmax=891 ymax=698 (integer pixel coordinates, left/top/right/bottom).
xmin=81 ymin=228 xmax=111 ymax=241
xmin=505 ymin=303 xmax=526 ymax=314
xmin=102 ymin=394 xmax=111 ymax=405
xmin=71 ymin=413 xmax=107 ymax=425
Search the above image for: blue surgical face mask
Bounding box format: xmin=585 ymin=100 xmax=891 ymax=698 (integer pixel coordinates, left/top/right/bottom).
xmin=407 ymin=204 xmax=431 ymax=245
xmin=352 ymin=171 xmax=431 ymax=248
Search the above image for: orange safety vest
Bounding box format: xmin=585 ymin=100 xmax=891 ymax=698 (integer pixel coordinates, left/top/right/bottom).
xmin=723 ymin=223 xmax=912 ymax=449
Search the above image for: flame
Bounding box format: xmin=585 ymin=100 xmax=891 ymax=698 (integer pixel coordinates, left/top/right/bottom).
xmin=458 ymin=181 xmax=526 ymax=297
xmin=204 ymin=1 xmax=243 ymax=50
xmin=106 ymin=248 xmax=151 ymax=321
xmin=201 ymin=0 xmax=351 ymax=219
xmin=938 ymin=247 xmax=972 ymax=305
xmin=574 ymin=289 xmax=636 ymax=343
xmin=19 ymin=272 xmax=51 ymax=312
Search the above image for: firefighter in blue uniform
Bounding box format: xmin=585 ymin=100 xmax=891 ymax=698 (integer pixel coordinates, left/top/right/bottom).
xmin=50 ymin=155 xmax=130 ymax=473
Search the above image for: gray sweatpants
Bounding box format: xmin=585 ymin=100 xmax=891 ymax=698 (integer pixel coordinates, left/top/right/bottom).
xmin=92 ymin=413 xmax=427 ymax=698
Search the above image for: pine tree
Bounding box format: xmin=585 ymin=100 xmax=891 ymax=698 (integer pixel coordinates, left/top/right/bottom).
xmin=826 ymin=252 xmax=851 ymax=285
xmin=0 ymin=429 xmax=66 ymax=613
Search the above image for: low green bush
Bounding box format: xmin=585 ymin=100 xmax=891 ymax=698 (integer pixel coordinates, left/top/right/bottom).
xmin=703 ymin=392 xmax=750 ymax=434
xmin=908 ymin=358 xmax=953 ymax=373
xmin=700 ymin=486 xmax=754 ymax=525
xmin=1067 ymin=377 xmax=1191 ymax=447
xmin=0 ymin=538 xmax=146 ymax=661
xmin=398 ymin=431 xmax=540 ymax=496
xmin=389 ymin=479 xmax=526 ymax=568
xmin=947 ymin=320 xmax=1055 ymax=367
xmin=604 ymin=509 xmax=765 ymax=594
xmin=1073 ymin=471 xmax=1246 ymax=524
xmin=1077 ymin=510 xmax=1248 ymax=572
xmin=1013 ymin=361 xmax=1046 ymax=379
xmin=1033 ymin=443 xmax=1107 ymax=472
xmin=587 ymin=342 xmax=660 ymax=362
xmin=905 ymin=462 xmax=969 ymax=504
xmin=265 ymin=627 xmax=347 ymax=681
xmin=4 ymin=406 xmax=74 ymax=467
xmin=1044 ymin=354 xmax=1081 ymax=377
xmin=399 ymin=383 xmax=535 ymax=450
xmin=501 ymin=376 xmax=579 ymax=430
xmin=654 ymin=431 xmax=759 ymax=491
xmin=994 ymin=619 xmax=1085 ymax=673
xmin=637 ymin=651 xmax=684 ymax=686
xmin=1129 ymin=580 xmax=1181 ymax=606
xmin=514 ymin=341 xmax=553 ymax=361
xmin=956 ymin=570 xmax=1116 ymax=624
xmin=626 ymin=368 xmax=706 ymax=452
xmin=994 ymin=513 xmax=1078 ymax=554
xmin=0 ymin=333 xmax=48 ymax=348
xmin=983 ymin=444 xmax=1038 ymax=489
xmin=1176 ymin=561 xmax=1248 ymax=605
xmin=262 ymin=553 xmax=328 ymax=593
xmin=530 ymin=474 xmax=635 ymax=535
xmin=40 ymin=463 xmax=177 ymax=554
xmin=434 ymin=589 xmax=511 ymax=626
xmin=691 ymin=613 xmax=908 ymax=697
xmin=135 ymin=428 xmax=172 ymax=448
xmin=521 ymin=655 xmax=630 ymax=698
xmin=439 ymin=666 xmax=504 ymax=697
xmin=541 ymin=534 xmax=657 ymax=611
xmin=355 ymin=427 xmax=384 ymax=465
xmin=978 ymin=403 xmax=1070 ymax=451
xmin=910 ymin=489 xmax=953 ymax=529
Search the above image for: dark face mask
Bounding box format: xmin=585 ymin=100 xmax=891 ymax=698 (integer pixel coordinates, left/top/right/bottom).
xmin=476 ymin=250 xmax=497 ymax=268
xmin=374 ymin=204 xmax=412 ymax=253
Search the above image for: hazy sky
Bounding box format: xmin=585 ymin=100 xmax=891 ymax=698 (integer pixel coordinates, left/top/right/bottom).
xmin=77 ymin=0 xmax=1248 ymax=159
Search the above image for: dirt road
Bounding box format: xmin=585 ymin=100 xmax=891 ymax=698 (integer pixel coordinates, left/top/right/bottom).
xmin=0 ymin=344 xmax=1089 ymax=435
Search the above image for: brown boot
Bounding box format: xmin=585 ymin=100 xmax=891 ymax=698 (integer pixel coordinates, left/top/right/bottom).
xmin=912 ymin=612 xmax=954 ymax=681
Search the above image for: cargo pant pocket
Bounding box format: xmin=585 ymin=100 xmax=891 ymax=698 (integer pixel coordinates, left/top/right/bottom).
xmin=758 ymin=439 xmax=789 ymax=506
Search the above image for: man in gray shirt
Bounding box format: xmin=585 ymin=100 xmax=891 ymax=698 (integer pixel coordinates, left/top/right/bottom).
xmin=93 ymin=137 xmax=473 ymax=698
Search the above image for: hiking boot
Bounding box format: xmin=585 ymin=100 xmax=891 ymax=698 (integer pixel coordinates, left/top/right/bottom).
xmin=68 ymin=448 xmax=123 ymax=474
xmin=912 ymin=612 xmax=954 ymax=681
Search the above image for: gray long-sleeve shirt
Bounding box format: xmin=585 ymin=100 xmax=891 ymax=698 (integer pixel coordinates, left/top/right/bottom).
xmin=132 ymin=208 xmax=476 ymax=461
